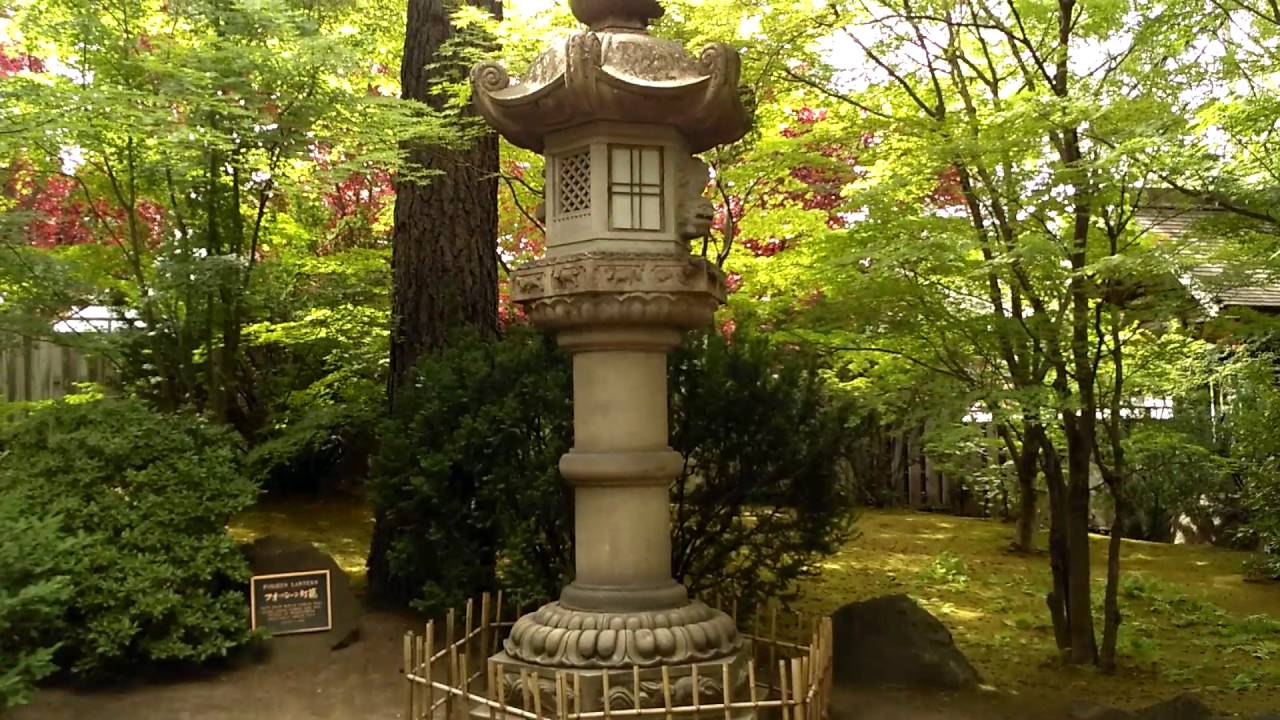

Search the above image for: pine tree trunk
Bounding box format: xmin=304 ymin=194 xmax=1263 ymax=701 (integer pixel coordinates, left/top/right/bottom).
xmin=369 ymin=0 xmax=503 ymax=605
xmin=388 ymin=0 xmax=502 ymax=399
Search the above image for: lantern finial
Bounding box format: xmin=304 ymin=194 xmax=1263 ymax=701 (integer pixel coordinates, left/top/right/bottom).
xmin=569 ymin=0 xmax=663 ymax=30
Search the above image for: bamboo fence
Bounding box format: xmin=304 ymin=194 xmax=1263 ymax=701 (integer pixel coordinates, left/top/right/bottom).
xmin=403 ymin=592 xmax=833 ymax=720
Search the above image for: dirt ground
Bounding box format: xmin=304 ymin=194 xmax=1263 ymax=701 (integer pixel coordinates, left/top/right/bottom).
xmin=11 ymin=611 xmax=420 ymax=720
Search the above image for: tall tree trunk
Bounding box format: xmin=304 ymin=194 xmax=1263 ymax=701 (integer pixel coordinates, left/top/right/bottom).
xmin=1063 ymin=411 xmax=1099 ymax=665
xmin=1100 ymin=488 xmax=1125 ymax=672
xmin=369 ymin=0 xmax=503 ymax=605
xmin=1012 ymin=425 xmax=1041 ymax=553
xmin=388 ymin=0 xmax=501 ymax=400
xmin=1040 ymin=430 xmax=1072 ymax=656
xmin=1099 ymin=305 xmax=1130 ymax=673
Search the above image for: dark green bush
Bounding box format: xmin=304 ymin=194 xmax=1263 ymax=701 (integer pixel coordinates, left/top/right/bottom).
xmin=368 ymin=326 xmax=858 ymax=614
xmin=368 ymin=327 xmax=574 ymax=612
xmin=0 ymin=500 xmax=78 ymax=710
xmin=669 ymin=331 xmax=858 ymax=604
xmin=0 ymin=397 xmax=258 ymax=682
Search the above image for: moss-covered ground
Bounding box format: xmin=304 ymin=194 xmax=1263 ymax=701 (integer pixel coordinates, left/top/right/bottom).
xmin=800 ymin=510 xmax=1280 ymax=715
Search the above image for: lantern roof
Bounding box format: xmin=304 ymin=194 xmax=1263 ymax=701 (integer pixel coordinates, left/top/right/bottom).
xmin=470 ymin=0 xmax=750 ymax=154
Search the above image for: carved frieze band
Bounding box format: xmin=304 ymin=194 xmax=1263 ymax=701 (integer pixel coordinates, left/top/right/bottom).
xmin=512 ymin=253 xmax=726 ymax=302
xmin=511 ymin=253 xmax=726 ymax=332
xmin=504 ymin=601 xmax=743 ymax=668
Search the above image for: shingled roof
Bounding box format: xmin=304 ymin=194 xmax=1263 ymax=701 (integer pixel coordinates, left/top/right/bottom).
xmin=1133 ymin=190 xmax=1280 ymax=314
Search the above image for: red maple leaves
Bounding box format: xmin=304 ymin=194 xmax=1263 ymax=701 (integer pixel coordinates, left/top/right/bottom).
xmin=0 ymin=43 xmax=44 ymax=76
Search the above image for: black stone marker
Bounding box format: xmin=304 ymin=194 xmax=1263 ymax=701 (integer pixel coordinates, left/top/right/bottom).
xmin=251 ymin=569 xmax=333 ymax=635
xmin=243 ymin=535 xmax=361 ymax=654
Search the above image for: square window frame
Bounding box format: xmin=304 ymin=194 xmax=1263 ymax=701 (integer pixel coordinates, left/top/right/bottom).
xmin=607 ymin=144 xmax=666 ymax=233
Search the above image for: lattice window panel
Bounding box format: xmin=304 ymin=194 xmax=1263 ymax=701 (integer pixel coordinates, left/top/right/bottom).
xmin=556 ymin=151 xmax=592 ymax=218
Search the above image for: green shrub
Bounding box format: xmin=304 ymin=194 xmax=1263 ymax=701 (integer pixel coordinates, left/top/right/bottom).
xmin=669 ymin=331 xmax=858 ymax=604
xmin=368 ymin=327 xmax=574 ymax=612
xmin=0 ymin=397 xmax=259 ymax=681
xmin=368 ymin=327 xmax=858 ymax=613
xmin=0 ymin=501 xmax=78 ymax=710
xmin=242 ymin=303 xmax=388 ymax=495
xmin=1219 ymin=359 xmax=1280 ymax=579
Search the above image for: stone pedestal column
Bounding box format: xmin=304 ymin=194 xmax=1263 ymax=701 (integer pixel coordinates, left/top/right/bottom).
xmin=559 ymin=327 xmax=688 ymax=614
xmin=502 ymin=252 xmax=742 ymax=671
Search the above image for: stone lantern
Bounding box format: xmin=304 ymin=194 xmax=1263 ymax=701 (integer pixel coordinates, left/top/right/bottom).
xmin=470 ymin=0 xmax=752 ymax=711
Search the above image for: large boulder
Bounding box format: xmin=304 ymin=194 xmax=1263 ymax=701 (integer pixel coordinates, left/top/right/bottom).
xmin=243 ymin=535 xmax=361 ymax=656
xmin=830 ymin=594 xmax=981 ymax=690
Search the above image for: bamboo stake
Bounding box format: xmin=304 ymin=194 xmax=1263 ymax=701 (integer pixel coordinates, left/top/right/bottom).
xmin=466 ymin=599 xmax=475 ymax=693
xmin=426 ymin=622 xmax=436 ymax=720
xmin=768 ymin=604 xmax=779 ymax=675
xmin=691 ymin=665 xmax=700 ymax=714
xmin=416 ymin=633 xmax=426 ymax=719
xmin=448 ymin=632 xmax=459 ymax=720
xmin=448 ymin=608 xmax=458 ymax=649
xmin=405 ymin=632 xmax=414 ymax=720
xmin=721 ymin=663 xmax=732 ymax=720
xmin=561 ymin=673 xmax=572 ymax=720
xmin=632 ymin=666 xmax=641 ymax=712
xmin=660 ymin=666 xmax=673 ymax=720
xmin=497 ymin=665 xmax=509 ymax=720
xmin=521 ymin=670 xmax=533 ymax=718
xmin=489 ymin=660 xmax=498 ymax=720
xmin=482 ymin=593 xmax=492 ymax=665
xmin=462 ymin=652 xmax=470 ymax=701
xmin=573 ymin=671 xmax=582 ymax=719
xmin=777 ymin=661 xmax=789 ymax=720
xmin=494 ymin=591 xmax=505 ymax=655
xmin=531 ymin=672 xmax=544 ymax=720
xmin=747 ymin=661 xmax=759 ymax=720
xmin=790 ymin=658 xmax=805 ymax=720
xmin=602 ymin=671 xmax=611 ymax=720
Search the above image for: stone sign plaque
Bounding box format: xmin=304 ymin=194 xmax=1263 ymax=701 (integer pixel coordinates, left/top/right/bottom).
xmin=250 ymin=569 xmax=332 ymax=636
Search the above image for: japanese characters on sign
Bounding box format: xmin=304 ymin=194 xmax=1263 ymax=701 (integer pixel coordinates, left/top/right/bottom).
xmin=250 ymin=570 xmax=333 ymax=636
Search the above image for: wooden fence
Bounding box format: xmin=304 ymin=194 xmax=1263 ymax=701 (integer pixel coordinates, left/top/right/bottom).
xmin=0 ymin=337 xmax=114 ymax=403
xmin=404 ymin=593 xmax=832 ymax=720
xmin=859 ymin=422 xmax=1004 ymax=518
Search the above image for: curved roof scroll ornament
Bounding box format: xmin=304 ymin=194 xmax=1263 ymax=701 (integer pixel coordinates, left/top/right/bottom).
xmin=470 ymin=0 xmax=751 ymax=154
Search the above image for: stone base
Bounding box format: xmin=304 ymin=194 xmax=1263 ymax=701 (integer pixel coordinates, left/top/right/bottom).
xmin=504 ymin=600 xmax=742 ymax=668
xmin=469 ymin=646 xmax=756 ymax=720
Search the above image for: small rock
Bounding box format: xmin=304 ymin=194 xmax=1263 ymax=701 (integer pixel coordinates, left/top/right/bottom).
xmin=830 ymin=594 xmax=981 ymax=690
xmin=1135 ymin=694 xmax=1214 ymax=720
xmin=1067 ymin=700 xmax=1134 ymax=720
